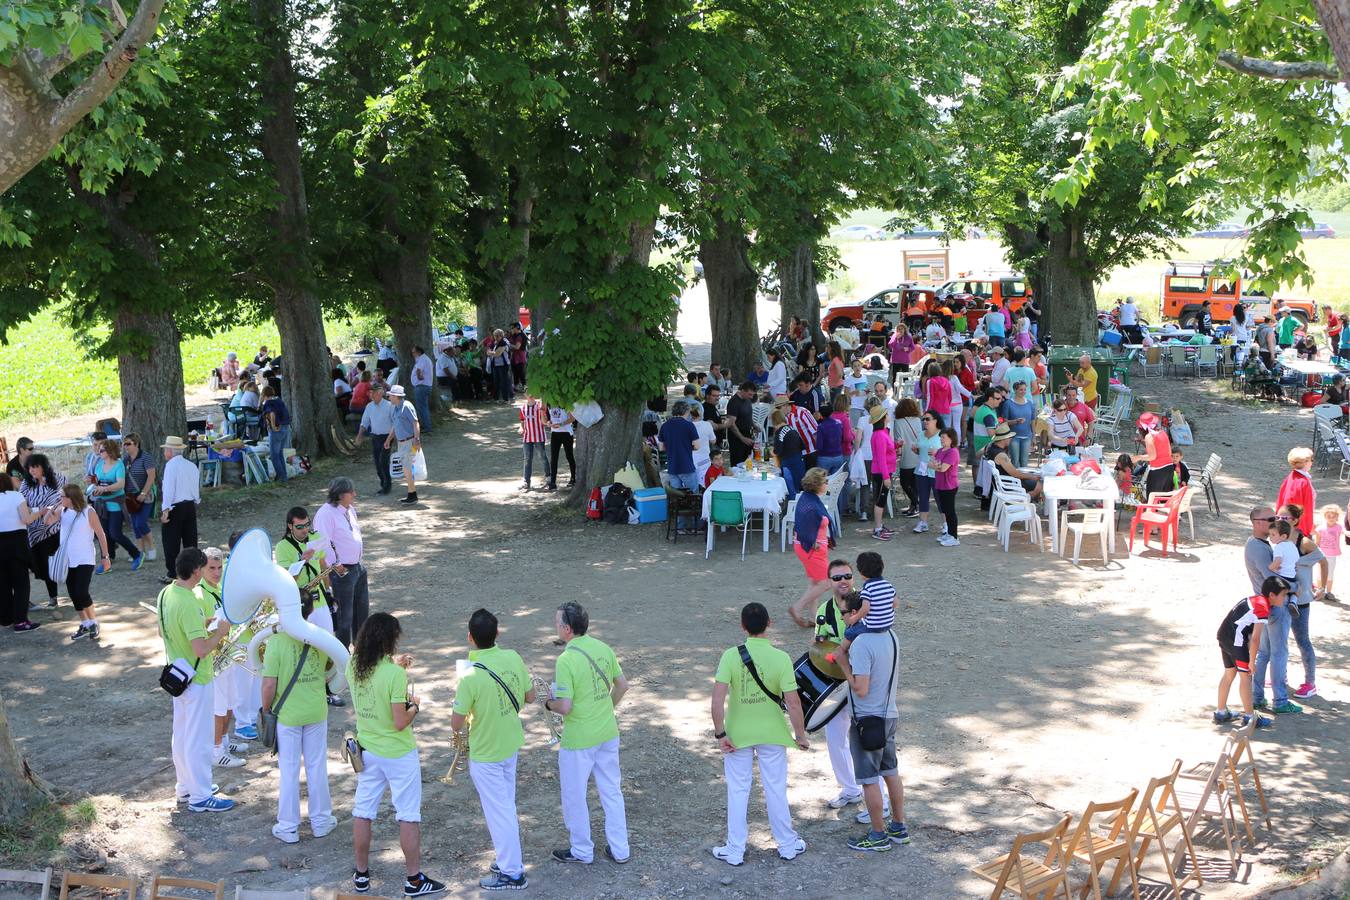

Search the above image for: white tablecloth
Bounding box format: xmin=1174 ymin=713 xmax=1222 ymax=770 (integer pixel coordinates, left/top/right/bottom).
xmin=702 ymin=475 xmax=789 ymax=552
xmin=1042 ymin=475 xmax=1120 ymax=557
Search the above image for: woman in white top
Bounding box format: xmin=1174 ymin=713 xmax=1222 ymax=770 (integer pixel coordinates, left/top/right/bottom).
xmin=851 ymin=397 xmax=878 ymax=519
xmin=333 ymin=367 xmax=353 ymax=414
xmin=0 ymin=473 xmax=43 ymax=632
xmin=765 ymin=348 xmax=789 ymax=397
xmin=44 ymin=484 xmax=110 ymax=640
xmin=547 ymin=406 xmax=577 ymax=489
xmin=688 ymin=404 xmax=719 ymax=483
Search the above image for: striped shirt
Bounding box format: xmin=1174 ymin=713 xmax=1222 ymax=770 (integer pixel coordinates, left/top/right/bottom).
xmin=860 ymin=577 xmax=896 ymax=630
xmin=785 ymin=404 xmax=818 ymax=453
xmin=520 ymin=400 xmax=548 ymax=443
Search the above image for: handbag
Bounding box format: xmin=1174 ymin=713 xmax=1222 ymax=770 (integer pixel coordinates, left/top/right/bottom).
xmin=47 ymin=510 xmax=73 ymax=585
xmin=156 ymin=588 xmax=200 ymax=697
xmin=258 ymin=644 xmax=311 ymax=754
xmin=850 ymin=631 xmax=898 ymax=752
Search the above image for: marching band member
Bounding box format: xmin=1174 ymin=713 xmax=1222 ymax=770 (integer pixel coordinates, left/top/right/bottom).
xmin=224 ymin=530 xmax=261 ymax=741
xmin=261 ymin=588 xmax=336 ymax=844
xmin=160 ymin=547 xmax=234 ymax=812
xmin=275 ymin=506 xmax=343 ymax=707
xmin=710 ymin=602 xmax=809 ymax=866
xmin=451 ymin=608 xmax=533 ymax=892
xmin=545 ymin=602 xmax=631 ymax=865
xmin=347 ymin=612 xmax=446 ymax=897
xmin=198 ymin=547 xmax=249 ymax=768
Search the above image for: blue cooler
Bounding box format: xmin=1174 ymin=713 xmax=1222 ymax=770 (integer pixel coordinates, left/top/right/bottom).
xmin=633 ymin=487 xmax=668 ymax=523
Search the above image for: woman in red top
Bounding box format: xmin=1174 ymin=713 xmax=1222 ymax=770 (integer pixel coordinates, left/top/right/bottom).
xmin=1326 ymin=306 xmax=1342 ymax=363
xmin=1138 ymin=413 xmax=1174 ymax=498
xmin=826 ymin=341 xmax=847 ymax=405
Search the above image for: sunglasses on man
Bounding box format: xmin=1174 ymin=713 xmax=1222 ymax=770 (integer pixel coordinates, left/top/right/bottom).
xmin=829 ymin=573 xmax=853 ymax=582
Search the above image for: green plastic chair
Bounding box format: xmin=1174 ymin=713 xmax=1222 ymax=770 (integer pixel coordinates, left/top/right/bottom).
xmin=706 ymin=490 xmax=750 ymax=559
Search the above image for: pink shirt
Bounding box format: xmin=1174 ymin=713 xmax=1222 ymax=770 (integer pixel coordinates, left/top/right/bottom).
xmin=934 ymin=446 xmax=960 ymax=490
xmin=313 ymin=501 xmax=363 ymax=566
xmin=1317 ymin=522 xmax=1343 ymax=558
xmin=871 ymin=428 xmax=896 ymax=476
xmin=830 ymin=411 xmax=854 ymax=457
xmin=926 ymin=376 xmax=952 ymax=417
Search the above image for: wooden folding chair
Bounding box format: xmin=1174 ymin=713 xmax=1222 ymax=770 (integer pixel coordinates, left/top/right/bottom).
xmin=1107 ymin=760 xmax=1203 ymax=896
xmin=232 ymin=889 xmax=310 ymax=900
xmin=59 ymin=872 xmax=139 ymax=899
xmin=1181 ymin=716 xmax=1271 ymax=844
xmin=969 ymin=814 xmax=1074 ymax=899
xmin=1172 ymin=751 xmax=1241 ymax=877
xmin=149 ymin=875 xmax=225 ymax=900
xmin=1063 ymin=789 xmax=1142 ymax=900
xmin=0 ymin=867 xmax=53 ymax=900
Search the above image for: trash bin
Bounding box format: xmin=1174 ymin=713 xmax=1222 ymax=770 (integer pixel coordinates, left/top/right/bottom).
xmin=1049 ymin=346 xmax=1113 ymax=400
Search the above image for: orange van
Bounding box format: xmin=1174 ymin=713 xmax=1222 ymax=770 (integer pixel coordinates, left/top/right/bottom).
xmin=1160 ymin=260 xmax=1317 ymax=326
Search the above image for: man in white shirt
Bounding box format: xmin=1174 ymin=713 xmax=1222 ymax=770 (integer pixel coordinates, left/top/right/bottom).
xmin=357 ymin=385 xmax=395 ymax=495
xmin=159 ymin=436 xmax=201 ymax=585
xmin=988 ymin=347 xmax=1011 ymax=389
xmin=409 ymin=345 xmax=435 ymax=435
xmin=434 ymin=345 xmax=458 ymax=403
xmin=1117 ymin=296 xmax=1141 ymax=343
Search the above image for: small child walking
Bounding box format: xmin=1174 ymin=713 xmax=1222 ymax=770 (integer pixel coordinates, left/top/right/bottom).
xmin=1315 ymin=504 xmax=1342 ymax=601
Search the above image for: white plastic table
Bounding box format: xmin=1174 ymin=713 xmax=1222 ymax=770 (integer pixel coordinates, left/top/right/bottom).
xmin=702 ymin=475 xmax=789 ymax=552
xmin=1042 ymin=475 xmax=1120 ymax=557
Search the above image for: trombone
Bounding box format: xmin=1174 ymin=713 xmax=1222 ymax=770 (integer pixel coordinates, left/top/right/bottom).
xmin=532 ymin=676 xmax=563 ymax=747
xmin=442 ymin=729 xmax=469 ymax=785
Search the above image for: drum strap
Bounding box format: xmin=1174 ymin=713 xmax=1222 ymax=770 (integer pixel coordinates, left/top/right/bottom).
xmin=737 ymin=644 xmax=784 ymax=710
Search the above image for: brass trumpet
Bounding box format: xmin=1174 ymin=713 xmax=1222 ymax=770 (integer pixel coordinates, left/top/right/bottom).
xmin=298 ymin=562 xmax=338 ymax=607
xmin=443 ymin=729 xmax=469 ymax=785
xmin=532 ymin=676 xmax=564 ymax=747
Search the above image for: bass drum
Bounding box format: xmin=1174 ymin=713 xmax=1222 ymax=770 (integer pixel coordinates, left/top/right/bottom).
xmin=794 ymin=651 xmax=847 ymax=733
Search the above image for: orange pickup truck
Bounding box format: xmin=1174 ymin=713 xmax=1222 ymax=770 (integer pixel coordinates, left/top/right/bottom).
xmin=1160 ymin=260 xmax=1317 ymax=326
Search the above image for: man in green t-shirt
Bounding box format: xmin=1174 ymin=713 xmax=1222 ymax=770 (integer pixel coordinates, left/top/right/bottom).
xmin=261 ymin=589 xmax=335 ymax=845
xmin=347 ymin=612 xmax=445 ymax=898
xmin=710 ymin=602 xmax=810 ymax=867
xmin=542 ymin=602 xmax=631 ymax=865
xmin=1277 ymin=307 xmax=1299 ymax=348
xmin=451 ymin=609 xmax=535 ymax=892
xmin=275 ymin=505 xmax=343 ymax=709
xmin=159 ymin=547 xmax=232 ymax=812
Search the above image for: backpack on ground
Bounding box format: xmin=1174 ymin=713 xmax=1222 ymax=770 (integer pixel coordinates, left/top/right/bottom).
xmin=602 ymin=483 xmax=635 ymax=524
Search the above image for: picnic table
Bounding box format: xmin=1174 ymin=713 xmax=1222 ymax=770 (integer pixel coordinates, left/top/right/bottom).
xmin=1042 ymin=474 xmax=1120 ymax=558
xmin=701 ymin=474 xmax=789 ymax=553
xmin=1279 ymin=357 xmax=1340 ymax=386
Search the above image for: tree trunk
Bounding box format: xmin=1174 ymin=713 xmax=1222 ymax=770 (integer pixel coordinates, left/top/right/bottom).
xmin=115 ymin=303 xmax=186 ymax=453
xmin=376 ymin=232 xmax=435 ymax=395
xmin=470 ymin=169 xmax=534 ymax=336
xmin=1034 ymin=221 xmax=1098 ymax=346
xmin=252 ymin=0 xmax=342 ymax=455
xmin=0 ymin=690 xmax=51 ymax=825
xmin=1313 ymin=0 xmax=1350 ymax=87
xmin=778 ymin=242 xmax=825 ymax=347
xmin=701 ymin=213 xmax=761 ymax=377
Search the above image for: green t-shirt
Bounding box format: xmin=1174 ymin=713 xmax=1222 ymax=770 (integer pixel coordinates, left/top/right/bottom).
xmin=714 ymin=637 xmax=796 ymax=749
xmin=1278 ymin=314 xmax=1298 ymax=345
xmin=814 ymin=597 xmax=847 ymax=644
xmin=452 ymin=646 xmax=530 ymax=763
xmin=347 ymin=657 xmax=416 ymax=758
xmin=160 ymin=583 xmax=214 ymax=687
xmin=972 ymin=405 xmax=999 ymax=453
xmin=274 ymin=534 xmax=328 ymax=608
xmin=553 ymin=635 xmax=622 ymax=750
xmin=262 ymin=633 xmax=330 ymax=727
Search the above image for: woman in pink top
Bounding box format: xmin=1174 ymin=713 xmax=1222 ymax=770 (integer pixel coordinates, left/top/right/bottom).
xmin=925 ymin=364 xmax=953 ymax=424
xmin=826 ymin=341 xmax=846 ymax=404
xmin=868 ymin=405 xmax=896 ymax=541
xmin=888 ymin=329 xmax=915 ymax=384
xmin=932 ymin=427 xmax=961 ymax=546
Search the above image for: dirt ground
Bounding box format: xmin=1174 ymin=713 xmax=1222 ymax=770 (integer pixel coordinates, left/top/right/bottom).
xmin=3 ymin=310 xmax=1349 ymax=898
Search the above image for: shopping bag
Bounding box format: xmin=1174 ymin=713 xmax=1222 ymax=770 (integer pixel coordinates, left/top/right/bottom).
xmin=389 ymin=446 xmax=429 ymax=481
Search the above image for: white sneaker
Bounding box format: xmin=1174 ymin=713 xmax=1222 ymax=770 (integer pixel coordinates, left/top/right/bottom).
xmin=213 ymin=751 xmax=246 ymax=768
xmin=312 ymin=820 xmax=338 ymax=838
xmin=711 ymin=845 xmax=744 ymax=866
xmin=224 ymin=739 xmax=250 ymax=754
xmin=778 ymin=838 xmax=807 ymax=861
xmin=272 ymin=827 xmax=299 ymax=844
xmin=912 ymin=521 xmax=929 ymax=533
xmin=146 ymin=549 xmax=158 ymax=561
xmin=827 ymin=791 xmax=864 ymax=809
xmin=939 ymin=535 xmax=961 ymax=547
xmin=856 ymin=805 xmax=891 ymax=824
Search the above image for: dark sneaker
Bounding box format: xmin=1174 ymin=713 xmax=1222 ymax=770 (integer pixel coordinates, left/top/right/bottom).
xmin=1212 ymin=710 xmax=1236 ymax=725
xmin=605 ymin=845 xmax=630 ymax=864
xmin=352 ymin=870 xmax=371 ymax=894
xmin=327 ymin=694 xmax=346 ymax=707
xmin=187 ymin=796 xmax=235 ymax=812
xmin=131 ymin=553 xmax=146 ymax=571
xmin=12 ymin=620 xmax=40 ymax=633
xmin=847 ymin=831 xmax=893 ymax=853
xmin=71 ymin=624 xmax=93 ymax=641
xmin=399 ymin=493 xmax=419 ymax=504
xmin=88 ymin=623 xmax=100 ymax=640
xmin=871 ymin=529 xmax=892 ymax=541
xmin=1272 ymin=701 xmax=1303 ymax=714
xmin=1253 ymin=699 xmax=1269 ymax=710
xmin=478 ymin=871 xmax=527 ymax=891
xmin=886 ymin=822 xmax=911 ymax=845
xmin=902 ymin=507 xmax=920 ymax=518
xmin=551 ymin=847 xmax=590 ymax=864
xmin=403 ymin=872 xmax=447 ymax=896
xmin=1240 ymin=714 xmax=1274 ymax=730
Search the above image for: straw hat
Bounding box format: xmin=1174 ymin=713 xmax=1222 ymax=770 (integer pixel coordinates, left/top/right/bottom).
xmin=991 ymin=423 xmax=1014 ymax=442
xmin=869 ymin=405 xmax=888 ymax=424
xmin=162 ymin=436 xmax=187 ymax=450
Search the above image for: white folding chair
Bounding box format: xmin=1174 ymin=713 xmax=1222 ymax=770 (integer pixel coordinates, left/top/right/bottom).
xmin=1141 ymin=346 xmax=1164 ymax=377
xmin=1194 ymin=453 xmax=1223 ymax=515
xmin=0 ymin=868 xmax=52 ymax=900
xmin=1175 ymin=485 xmax=1197 ymax=542
xmin=1334 ymin=430 xmax=1350 ymax=483
xmin=1166 ymin=345 xmax=1189 ymax=376
xmin=780 ymin=498 xmax=798 ymax=552
xmin=822 ymin=464 xmax=850 ymax=533
xmin=1193 ymin=344 xmax=1220 ymax=377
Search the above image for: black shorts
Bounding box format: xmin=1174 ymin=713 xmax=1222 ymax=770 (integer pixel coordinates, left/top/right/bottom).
xmin=1219 ymin=643 xmax=1251 ymax=673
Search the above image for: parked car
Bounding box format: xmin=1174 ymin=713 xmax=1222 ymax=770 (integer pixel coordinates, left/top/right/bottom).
xmin=831 ymin=224 xmax=884 ymax=241
xmin=1301 ymin=222 xmax=1336 ymax=239
xmin=1191 ymin=223 xmax=1249 ymax=239
xmin=935 ymin=272 xmax=1033 ymax=313
xmin=1159 ymin=259 xmax=1317 ymax=327
xmin=884 ymin=228 xmax=946 ymax=240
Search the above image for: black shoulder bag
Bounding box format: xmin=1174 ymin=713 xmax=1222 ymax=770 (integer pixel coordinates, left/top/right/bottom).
xmin=157 ymin=587 xmax=201 ymax=697
xmin=567 ymin=643 xmax=613 ymax=693
xmin=851 ymin=631 xmax=898 ymax=752
xmin=474 ymin=662 xmax=521 ymax=711
xmin=737 ymin=644 xmax=784 ymax=710
xmin=259 ymin=645 xmax=311 ymax=754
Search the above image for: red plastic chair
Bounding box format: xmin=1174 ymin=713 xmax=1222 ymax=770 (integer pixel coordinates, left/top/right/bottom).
xmin=1128 ymin=486 xmax=1188 ymax=557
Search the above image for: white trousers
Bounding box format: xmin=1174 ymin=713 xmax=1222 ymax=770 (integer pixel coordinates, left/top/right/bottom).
xmin=276 ymin=721 xmax=335 ymax=834
xmin=470 ymin=755 xmax=523 ymax=879
xmin=824 ymin=702 xmax=859 ymax=795
xmin=722 ymin=744 xmax=798 ymax=860
xmin=559 ymin=737 xmax=629 ymax=862
xmin=172 ymin=681 xmax=214 ymax=803
xmin=309 ymin=603 xmax=334 ymax=635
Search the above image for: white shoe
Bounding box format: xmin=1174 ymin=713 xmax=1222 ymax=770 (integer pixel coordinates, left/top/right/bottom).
xmin=912 ymin=521 xmax=929 ymax=533
xmin=856 ymin=805 xmax=891 ymax=824
xmin=272 ymin=827 xmax=299 ymax=844
xmin=711 ymin=845 xmax=743 ymax=867
xmin=941 ymin=535 xmax=961 ymax=547
xmin=827 ymin=791 xmax=864 ymax=809
xmin=146 ymin=549 xmax=158 ymax=561
xmin=224 ymin=739 xmax=249 ymax=754
xmin=778 ymin=838 xmax=807 ymax=861
xmin=213 ymin=751 xmax=246 ymax=768
xmin=312 ymin=820 xmax=338 ymax=838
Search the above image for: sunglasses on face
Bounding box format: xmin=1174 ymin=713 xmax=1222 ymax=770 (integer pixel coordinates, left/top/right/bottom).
xmin=1275 ymin=515 xmax=1292 ymax=521
xmin=1251 ymin=516 xmax=1276 ymax=524
xmin=829 ymin=573 xmax=853 ymax=582
xmin=922 ymin=417 xmax=934 ymax=422
xmin=292 ymin=523 xmax=310 ymax=530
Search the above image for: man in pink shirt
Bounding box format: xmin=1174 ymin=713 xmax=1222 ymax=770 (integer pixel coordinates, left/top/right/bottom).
xmin=312 ymin=476 xmax=367 ymax=650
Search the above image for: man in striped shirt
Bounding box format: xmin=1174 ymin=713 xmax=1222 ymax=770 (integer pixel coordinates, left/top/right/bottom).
xmin=785 ymin=400 xmax=819 ymax=471
xmin=520 ymin=391 xmax=552 ymax=492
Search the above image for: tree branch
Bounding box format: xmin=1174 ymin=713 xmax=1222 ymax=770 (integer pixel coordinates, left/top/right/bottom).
xmin=26 ymin=0 xmax=130 ymax=80
xmin=12 ymin=53 xmax=62 ymax=104
xmin=1216 ymin=50 xmax=1340 ymax=82
xmin=48 ymin=0 xmax=167 ymax=135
